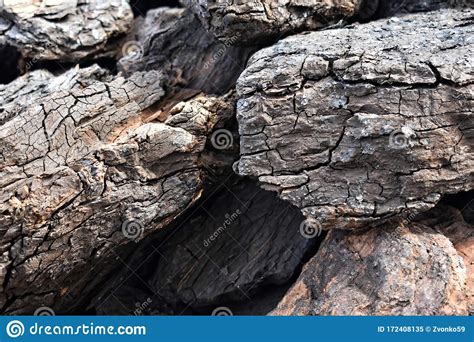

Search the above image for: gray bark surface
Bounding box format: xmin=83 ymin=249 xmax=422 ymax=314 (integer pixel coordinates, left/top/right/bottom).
xmin=0 ymin=64 xmax=235 ymax=313
xmin=235 ymin=9 xmax=474 ymax=230
xmin=118 ymin=7 xmax=253 ymax=94
xmin=0 ymin=0 xmax=133 ymax=62
xmin=180 ymin=0 xmax=368 ymax=46
xmin=179 ymin=0 xmax=472 ymax=46
xmin=0 ymin=1 xmax=472 ymax=317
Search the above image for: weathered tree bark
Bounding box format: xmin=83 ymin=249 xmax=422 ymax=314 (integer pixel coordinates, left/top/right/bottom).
xmin=180 ymin=0 xmax=370 ymax=46
xmin=91 ymin=178 xmax=317 ymax=315
xmin=416 ymin=203 xmax=474 ymax=314
xmin=118 ymin=7 xmax=253 ymax=94
xmin=235 ymin=9 xmax=474 ymax=230
xmin=0 ymin=0 xmax=133 ymax=62
xmin=179 ymin=0 xmax=472 ymax=46
xmin=271 ymin=220 xmax=468 ymax=315
xmin=0 ymin=64 xmax=235 ymax=313
xmin=0 ymin=0 xmax=473 ymax=317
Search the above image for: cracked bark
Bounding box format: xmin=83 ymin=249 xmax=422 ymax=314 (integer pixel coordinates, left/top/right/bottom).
xmin=0 ymin=64 xmax=236 ymax=313
xmin=271 ymin=215 xmax=469 ymax=315
xmin=416 ymin=200 xmax=474 ymax=314
xmin=118 ymin=7 xmax=254 ymax=94
xmin=180 ymin=0 xmax=370 ymax=46
xmin=235 ymin=8 xmax=474 ymax=230
xmin=0 ymin=1 xmax=472 ymax=317
xmin=179 ymin=0 xmax=471 ymax=46
xmin=0 ymin=0 xmax=133 ymax=62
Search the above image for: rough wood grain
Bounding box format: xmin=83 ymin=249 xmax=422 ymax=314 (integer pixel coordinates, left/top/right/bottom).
xmin=0 ymin=65 xmax=235 ymax=313
xmin=91 ymin=178 xmax=317 ymax=315
xmin=271 ymin=220 xmax=468 ymax=315
xmin=0 ymin=1 xmax=473 ymax=317
xmin=0 ymin=0 xmax=133 ymax=62
xmin=416 ymin=203 xmax=474 ymax=315
xmin=118 ymin=7 xmax=253 ymax=94
xmin=180 ymin=0 xmax=369 ymax=46
xmin=235 ymin=9 xmax=474 ymax=230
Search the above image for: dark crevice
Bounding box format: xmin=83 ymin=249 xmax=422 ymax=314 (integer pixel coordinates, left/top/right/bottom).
xmin=80 ymin=173 xmax=325 ymax=315
xmin=129 ymin=0 xmax=181 ymax=17
xmin=24 ymin=56 xmax=118 ymax=76
xmin=441 ymin=190 xmax=474 ymax=225
xmin=0 ymin=45 xmax=21 ymax=84
xmin=188 ymin=227 xmax=326 ymax=316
